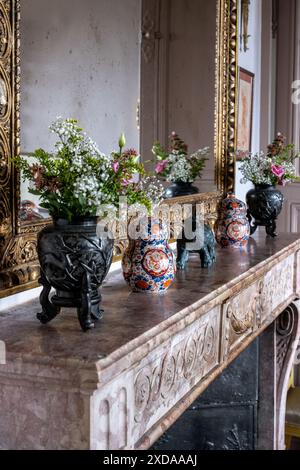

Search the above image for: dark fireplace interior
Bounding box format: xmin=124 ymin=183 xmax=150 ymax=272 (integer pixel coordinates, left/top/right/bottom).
xmin=152 ymin=340 xmax=259 ymax=450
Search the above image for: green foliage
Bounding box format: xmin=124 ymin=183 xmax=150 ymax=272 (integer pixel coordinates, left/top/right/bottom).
xmin=14 ymin=118 xmax=156 ymax=220
xmin=152 ymin=142 xmax=168 ymax=161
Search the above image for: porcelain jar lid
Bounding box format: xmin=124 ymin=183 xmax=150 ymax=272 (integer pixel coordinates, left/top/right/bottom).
xmin=220 ymin=193 xmax=248 ymax=216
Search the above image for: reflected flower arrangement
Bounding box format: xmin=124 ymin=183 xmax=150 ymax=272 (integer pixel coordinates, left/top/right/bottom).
xmin=152 ymin=132 xmax=209 ymax=183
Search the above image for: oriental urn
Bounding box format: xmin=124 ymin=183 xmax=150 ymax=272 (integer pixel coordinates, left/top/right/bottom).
xmin=37 ymin=216 xmax=114 ymax=332
xmin=246 ymin=184 xmax=284 ymax=237
xmin=216 ymin=193 xmax=250 ymax=248
xmin=122 ymin=217 xmax=176 ymax=293
xmin=164 ymin=181 xmax=199 ymax=199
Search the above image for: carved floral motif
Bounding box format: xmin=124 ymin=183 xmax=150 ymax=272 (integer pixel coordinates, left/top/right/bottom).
xmin=224 ymin=255 xmax=295 ymax=357
xmin=263 ymin=256 xmax=294 ymax=314
xmin=226 ymin=302 xmax=253 ymax=335
xmin=134 ymin=313 xmax=219 ymax=425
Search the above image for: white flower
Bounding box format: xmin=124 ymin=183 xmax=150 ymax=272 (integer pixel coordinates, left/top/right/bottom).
xmin=190 ymin=147 xmax=210 ymax=160
xmin=239 ymin=152 xmax=274 ymax=185
xmin=140 ymin=176 xmax=165 ymax=205
xmin=167 ymin=154 xmax=193 ymax=182
xmin=239 ymin=151 xmax=297 ymax=185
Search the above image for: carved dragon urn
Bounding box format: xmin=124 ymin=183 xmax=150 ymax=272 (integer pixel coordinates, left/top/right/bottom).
xmin=37 ymin=217 xmax=114 ymax=331
xmin=246 ymin=184 xmax=284 ymax=237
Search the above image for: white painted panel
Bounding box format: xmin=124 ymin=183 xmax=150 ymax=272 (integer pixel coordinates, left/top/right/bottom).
xmin=235 ymin=0 xmax=262 ymax=202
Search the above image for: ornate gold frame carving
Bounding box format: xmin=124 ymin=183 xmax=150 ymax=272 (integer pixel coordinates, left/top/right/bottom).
xmin=215 ymin=0 xmax=238 ymax=194
xmin=0 ymin=0 xmax=238 ymax=298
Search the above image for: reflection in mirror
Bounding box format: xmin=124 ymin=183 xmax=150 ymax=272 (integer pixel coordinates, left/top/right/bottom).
xmin=140 ymin=0 xmax=217 ymax=193
xmin=20 ymin=0 xmax=217 ymax=225
xmin=20 ymin=0 xmax=141 ymax=224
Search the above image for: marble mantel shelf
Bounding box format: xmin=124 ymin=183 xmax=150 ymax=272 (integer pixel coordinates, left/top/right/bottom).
xmin=1 ymin=232 xmax=300 ymax=450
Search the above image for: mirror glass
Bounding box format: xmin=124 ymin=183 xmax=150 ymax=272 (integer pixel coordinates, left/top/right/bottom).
xmin=20 ymin=0 xmax=217 ymax=225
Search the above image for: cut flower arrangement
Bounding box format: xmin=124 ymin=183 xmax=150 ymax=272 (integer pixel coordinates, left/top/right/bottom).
xmin=239 ymin=133 xmax=300 ymax=186
xmin=15 ymin=118 xmax=163 ymax=221
xmin=152 ymin=132 xmax=209 ymax=183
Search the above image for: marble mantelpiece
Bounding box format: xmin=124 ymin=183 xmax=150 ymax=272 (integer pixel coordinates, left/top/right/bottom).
xmin=0 ymin=232 xmax=300 ymax=450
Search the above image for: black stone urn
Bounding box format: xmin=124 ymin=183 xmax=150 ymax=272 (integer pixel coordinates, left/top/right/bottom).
xmin=246 ymin=184 xmax=284 ymax=237
xmin=164 ymin=181 xmax=199 ymax=199
xmin=37 ymin=217 xmax=114 ymax=331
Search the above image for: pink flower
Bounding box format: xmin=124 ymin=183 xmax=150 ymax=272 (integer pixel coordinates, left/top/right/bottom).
xmin=121 ymin=178 xmax=134 ymax=186
xmin=112 ymin=161 xmax=119 ymax=173
xmin=155 ymin=160 xmax=168 ymax=174
xmin=271 ymin=164 xmax=285 ymax=179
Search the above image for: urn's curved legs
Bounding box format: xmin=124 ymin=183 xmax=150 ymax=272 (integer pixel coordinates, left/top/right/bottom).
xmin=91 ymin=292 xmax=104 ymax=321
xmin=266 ymin=219 xmax=277 ymax=238
xmin=37 ymin=273 xmax=61 ymax=324
xmin=77 ymin=271 xmax=95 ymax=332
xmin=247 ymin=210 xmax=258 ymax=235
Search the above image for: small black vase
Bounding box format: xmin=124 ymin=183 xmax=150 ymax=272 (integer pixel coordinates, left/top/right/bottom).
xmin=246 ymin=184 xmax=284 ymax=237
xmin=37 ymin=216 xmax=114 ymax=331
xmin=164 ymin=181 xmax=199 ymax=199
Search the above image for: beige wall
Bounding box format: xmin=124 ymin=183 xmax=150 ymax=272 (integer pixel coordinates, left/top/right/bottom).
xmin=20 ymin=0 xmax=141 ymax=155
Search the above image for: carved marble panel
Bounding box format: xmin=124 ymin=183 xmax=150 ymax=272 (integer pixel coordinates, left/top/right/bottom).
xmin=222 ymin=255 xmax=295 ymax=358
xmin=91 ymin=306 xmax=221 ymax=450
xmin=222 ymin=283 xmax=258 ymax=358
xmin=262 ymin=254 xmax=295 ymax=317
xmin=296 ymin=249 xmax=300 ymax=294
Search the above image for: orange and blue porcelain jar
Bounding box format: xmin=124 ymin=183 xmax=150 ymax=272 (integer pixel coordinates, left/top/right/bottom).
xmin=216 ymin=193 xmax=250 ymax=248
xmin=122 ymin=217 xmax=176 ymax=293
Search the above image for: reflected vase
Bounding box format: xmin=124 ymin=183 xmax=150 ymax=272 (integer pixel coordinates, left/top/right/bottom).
xmin=37 ymin=216 xmax=114 ymax=332
xmin=164 ymin=181 xmax=199 ymax=199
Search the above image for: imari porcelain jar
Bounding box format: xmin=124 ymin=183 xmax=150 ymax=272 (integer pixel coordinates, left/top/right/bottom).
xmin=122 ymin=216 xmax=176 ymax=293
xmin=216 ymin=193 xmax=250 ymax=248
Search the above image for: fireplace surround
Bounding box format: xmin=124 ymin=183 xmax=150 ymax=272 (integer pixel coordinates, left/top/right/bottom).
xmin=0 ymin=232 xmax=299 ymax=450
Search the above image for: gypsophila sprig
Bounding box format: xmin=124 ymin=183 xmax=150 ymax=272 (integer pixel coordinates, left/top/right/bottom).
xmin=152 ymin=132 xmax=209 ymax=183
xmin=14 ymin=118 xmax=159 ymax=220
xmin=239 ymin=133 xmax=300 ymax=186
xmin=138 ymin=176 xmax=165 ymax=207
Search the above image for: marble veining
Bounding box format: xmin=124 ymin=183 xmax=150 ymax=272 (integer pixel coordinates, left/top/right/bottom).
xmin=0 ymin=232 xmax=299 ymax=369
xmin=0 ymin=232 xmax=300 ymax=449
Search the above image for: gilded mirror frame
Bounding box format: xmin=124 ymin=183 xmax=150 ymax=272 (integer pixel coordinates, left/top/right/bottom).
xmin=0 ymin=0 xmax=238 ymax=298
